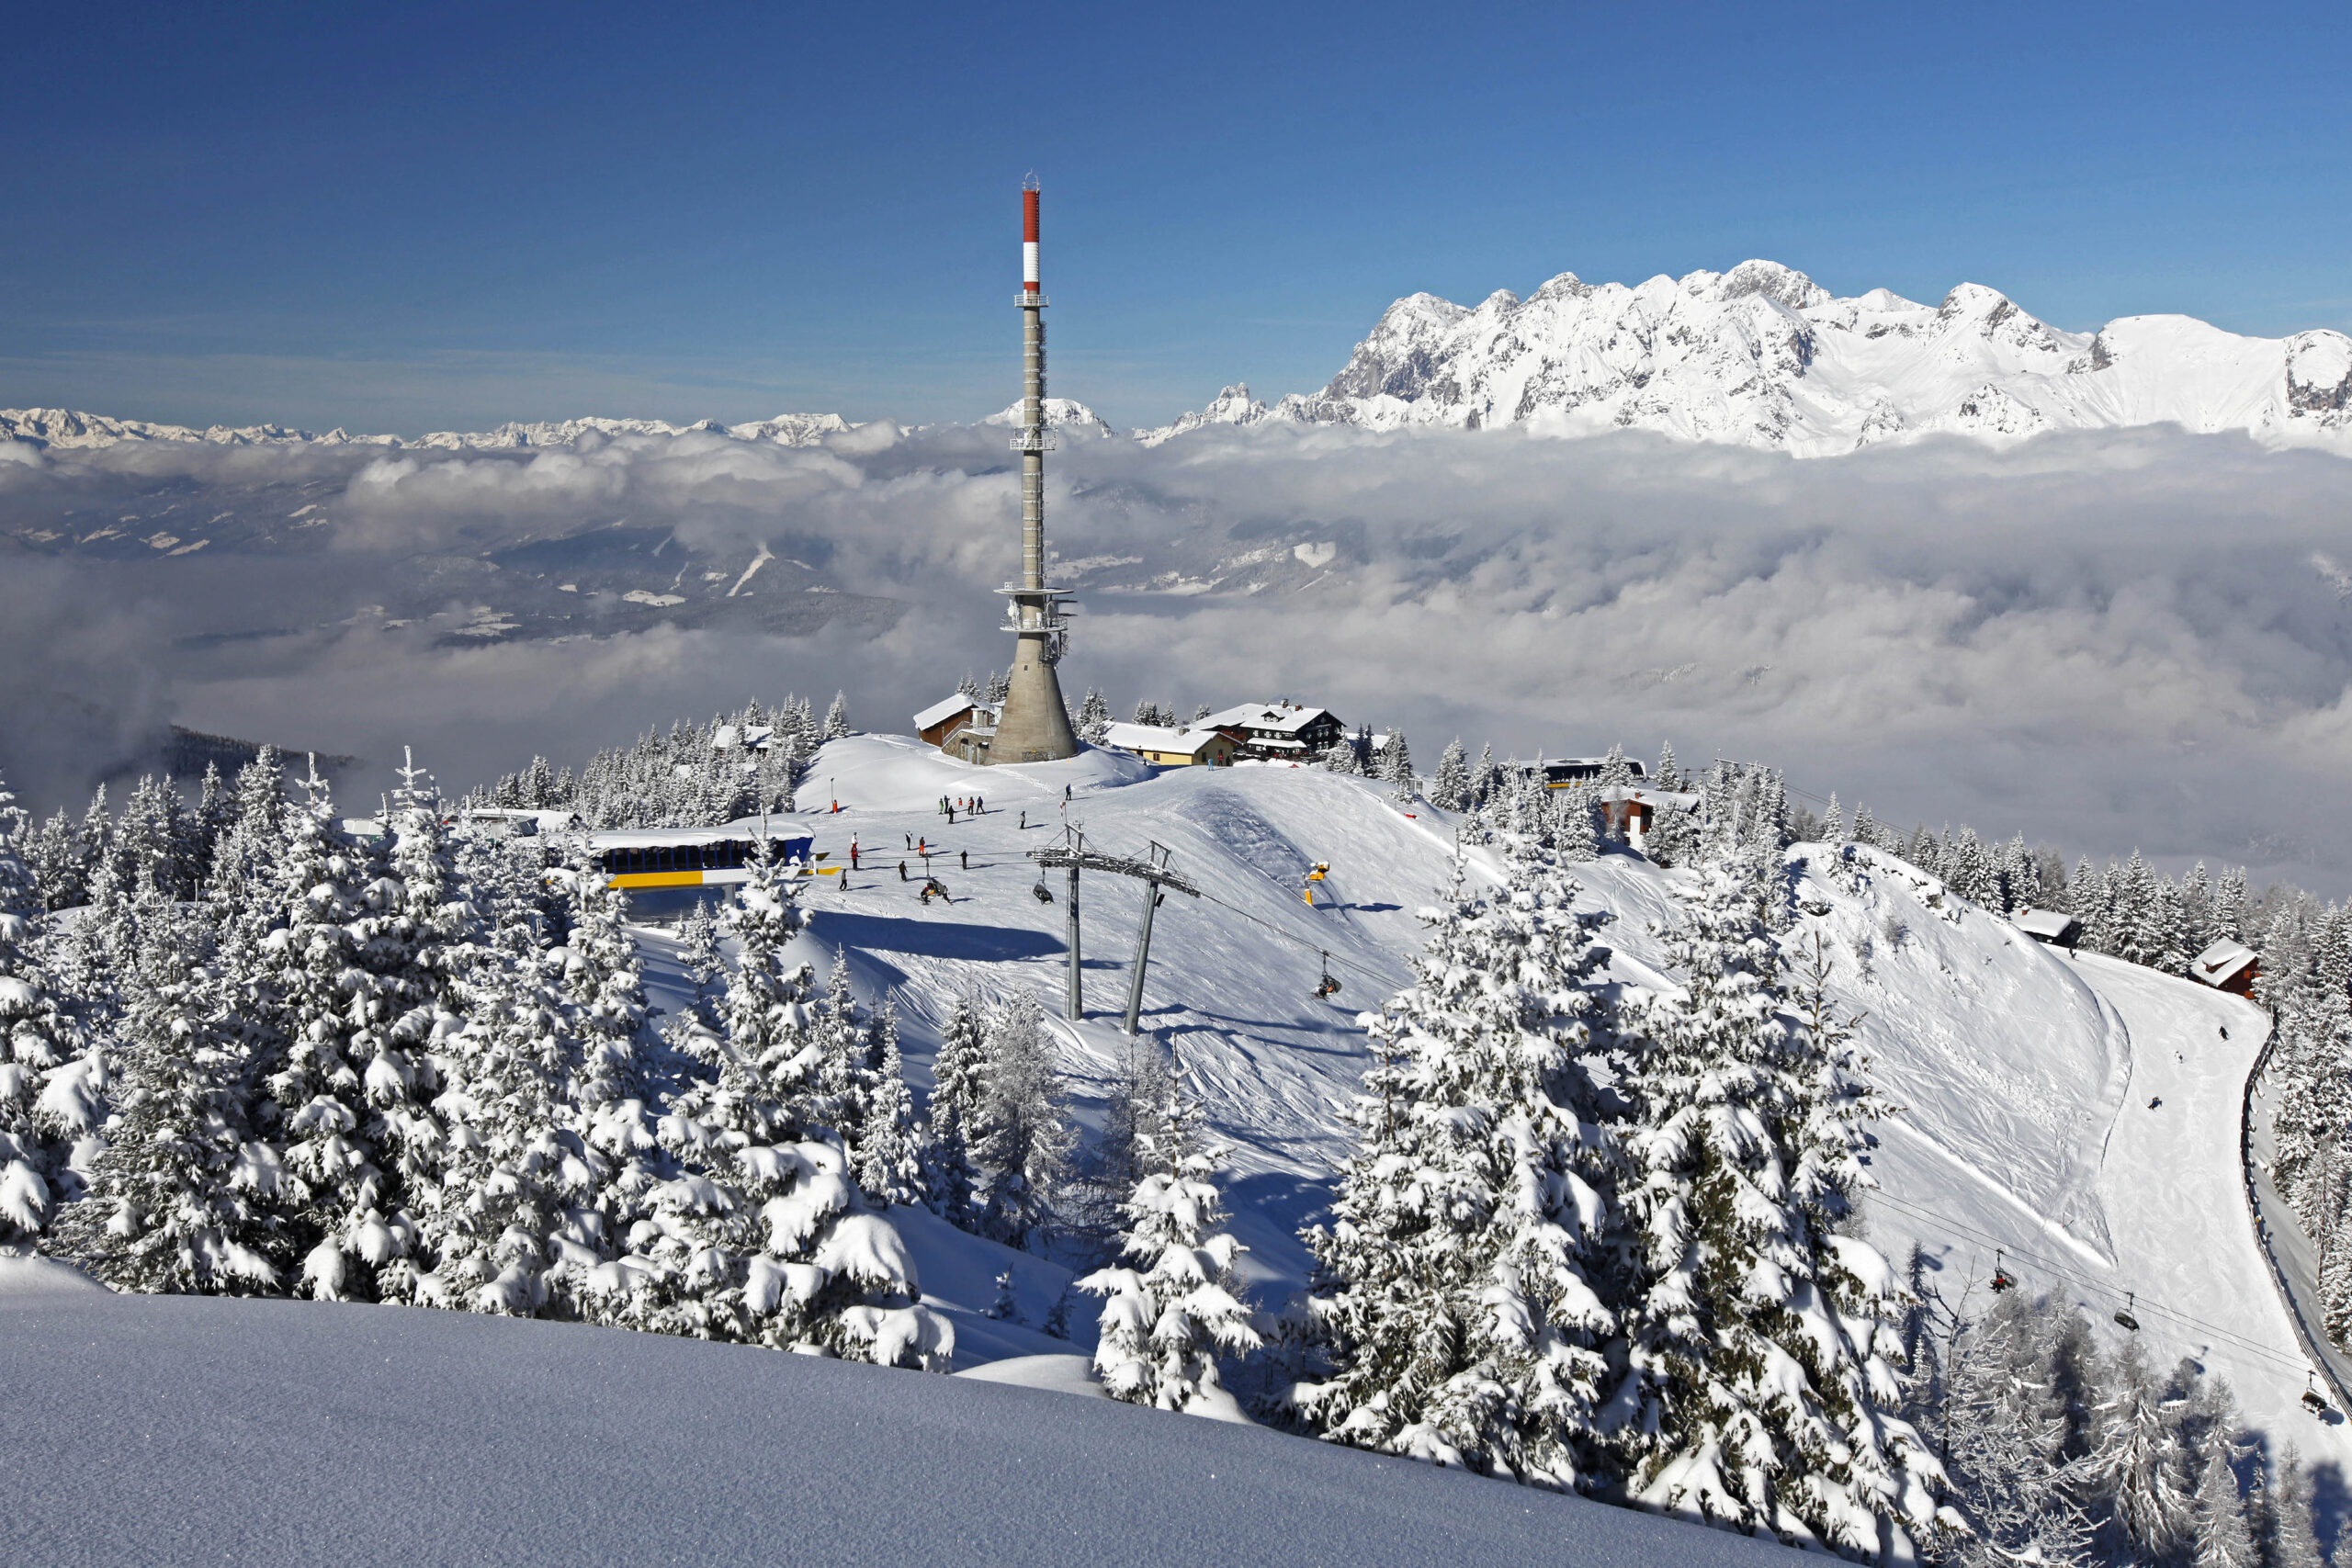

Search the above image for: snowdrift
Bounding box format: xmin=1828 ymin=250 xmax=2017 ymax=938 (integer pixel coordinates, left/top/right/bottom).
xmin=0 ymin=1288 xmax=1792 ymax=1568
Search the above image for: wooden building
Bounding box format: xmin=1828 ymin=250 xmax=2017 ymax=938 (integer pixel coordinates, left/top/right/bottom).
xmin=2190 ymin=939 xmax=2261 ymax=998
xmin=1100 ymin=721 xmax=1238 ymax=767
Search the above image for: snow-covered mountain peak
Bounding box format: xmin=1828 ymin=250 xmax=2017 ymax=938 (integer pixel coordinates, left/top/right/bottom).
xmin=984 ymin=398 xmax=1117 ymax=437
xmin=1152 ymin=261 xmax=2352 ymax=456
xmin=1713 ymin=258 xmax=1829 ymax=310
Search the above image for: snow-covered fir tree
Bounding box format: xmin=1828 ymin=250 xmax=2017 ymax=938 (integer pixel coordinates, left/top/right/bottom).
xmin=1080 ymin=1056 xmax=1261 ymax=1411
xmin=58 ymin=893 xmax=287 ymax=1293
xmin=822 ymin=691 xmax=851 ymax=739
xmin=260 ymin=758 xmax=457 ymax=1303
xmin=0 ymin=773 xmax=92 ymax=1244
xmin=1430 ymin=739 xmax=1473 ymax=811
xmin=853 ymin=1001 xmax=922 ymax=1208
xmin=1614 ymin=847 xmax=1943 ymax=1554
xmin=676 ymin=896 xmax=725 ymax=1029
xmin=2083 ymin=1337 xmax=2194 ymax=1562
xmin=1302 ymin=845 xmax=1624 ymax=1488
xmin=1820 ymin=794 xmax=1846 ymax=846
xmin=1076 ymin=688 xmax=1113 ymax=744
xmin=970 ymin=990 xmax=1072 ymax=1251
xmin=618 ymin=851 xmax=947 ymax=1366
xmin=923 ymin=988 xmax=989 ymax=1226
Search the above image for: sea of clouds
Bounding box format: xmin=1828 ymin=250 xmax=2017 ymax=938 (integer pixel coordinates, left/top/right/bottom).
xmin=4 ymin=418 xmax=2349 ymax=891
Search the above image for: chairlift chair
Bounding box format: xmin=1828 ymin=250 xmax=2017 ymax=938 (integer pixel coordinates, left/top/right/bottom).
xmin=1990 ymin=1248 xmax=2016 ymax=1294
xmin=2304 ymin=1374 xmax=2330 ymax=1418
xmin=1032 ymin=881 xmax=1054 ymax=904
xmin=1314 ymin=952 xmax=1341 ymax=1000
xmin=2113 ymin=1292 xmax=2140 ymax=1333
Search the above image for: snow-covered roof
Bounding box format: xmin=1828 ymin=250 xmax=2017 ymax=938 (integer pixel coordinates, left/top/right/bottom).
xmin=2011 ymin=908 xmax=2081 ymax=942
xmin=912 ymin=694 xmax=987 ymax=730
xmin=711 ymin=724 xmax=775 ymax=751
xmin=1197 ymin=702 xmax=1339 ymax=736
xmin=1102 ymin=722 xmax=1230 ymax=759
xmin=2190 ymin=940 xmax=2259 ymax=987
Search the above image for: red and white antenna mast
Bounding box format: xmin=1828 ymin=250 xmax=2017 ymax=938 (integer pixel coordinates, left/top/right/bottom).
xmin=985 ymin=175 xmax=1080 ymax=763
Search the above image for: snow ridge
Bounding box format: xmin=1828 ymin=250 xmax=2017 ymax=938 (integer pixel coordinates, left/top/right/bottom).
xmin=0 ymin=407 xmax=857 ymax=453
xmin=1139 ymin=262 xmax=2352 ymax=456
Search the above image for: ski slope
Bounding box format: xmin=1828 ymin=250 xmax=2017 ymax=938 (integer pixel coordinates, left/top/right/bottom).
xmin=666 ymin=736 xmax=2346 ymax=1468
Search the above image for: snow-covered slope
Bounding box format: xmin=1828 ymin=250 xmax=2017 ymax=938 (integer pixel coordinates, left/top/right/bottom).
xmin=0 ymin=1285 xmax=1792 ymax=1568
xmin=1140 ymin=263 xmax=2352 ymax=456
xmin=752 ymin=736 xmax=2349 ymax=1471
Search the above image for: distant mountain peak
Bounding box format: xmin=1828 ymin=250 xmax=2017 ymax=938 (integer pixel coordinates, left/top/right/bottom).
xmin=1137 ymin=262 xmax=2352 ymax=456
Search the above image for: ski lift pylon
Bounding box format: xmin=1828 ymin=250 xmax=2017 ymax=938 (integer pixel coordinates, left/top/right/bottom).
xmin=2113 ymin=1292 xmax=2140 ymax=1333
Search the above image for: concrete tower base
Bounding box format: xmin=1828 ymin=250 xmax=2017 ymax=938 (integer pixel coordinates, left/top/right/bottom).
xmin=988 ymin=628 xmax=1080 ymax=763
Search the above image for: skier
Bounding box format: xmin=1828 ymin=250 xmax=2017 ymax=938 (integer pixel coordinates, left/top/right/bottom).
xmin=850 ymin=839 xmax=860 ymax=871
xmin=1020 ymin=809 xmax=1026 ymax=830
xmin=960 ymin=850 xmax=968 ymax=870
xmin=899 ymin=861 xmax=908 ymax=881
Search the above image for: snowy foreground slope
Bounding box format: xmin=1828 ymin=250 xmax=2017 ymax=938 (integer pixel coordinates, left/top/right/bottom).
xmin=0 ymin=1272 xmax=1790 ymax=1568
xmin=764 ymin=737 xmax=2347 ymax=1471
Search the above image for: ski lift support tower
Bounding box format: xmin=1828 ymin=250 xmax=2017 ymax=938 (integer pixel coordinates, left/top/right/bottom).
xmin=1029 ymin=830 xmax=1200 ymax=1032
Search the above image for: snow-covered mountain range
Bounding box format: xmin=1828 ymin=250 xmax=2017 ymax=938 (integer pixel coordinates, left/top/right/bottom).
xmin=0 ymin=407 xmax=856 ymax=452
xmin=1140 ymin=261 xmax=2352 ymax=455
xmin=7 ymin=261 xmax=2347 ymax=459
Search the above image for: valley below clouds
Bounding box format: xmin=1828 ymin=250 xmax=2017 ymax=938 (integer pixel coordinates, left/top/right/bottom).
xmin=5 ymin=417 xmax=2350 ymax=890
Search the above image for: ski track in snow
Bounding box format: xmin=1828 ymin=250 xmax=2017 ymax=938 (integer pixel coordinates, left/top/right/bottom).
xmin=614 ymin=734 xmax=2348 ymax=1469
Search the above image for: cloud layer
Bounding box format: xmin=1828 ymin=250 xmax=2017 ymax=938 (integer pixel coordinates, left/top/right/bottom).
xmin=5 ymin=421 xmax=2350 ymax=890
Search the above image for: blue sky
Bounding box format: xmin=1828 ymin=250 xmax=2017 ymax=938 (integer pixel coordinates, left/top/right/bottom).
xmin=4 ymin=0 xmax=2345 ymax=434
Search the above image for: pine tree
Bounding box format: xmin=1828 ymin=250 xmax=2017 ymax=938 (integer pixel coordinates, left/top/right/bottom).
xmin=1653 ymin=741 xmax=1683 ymax=792
xmin=1930 ymin=1291 xmax=2092 ymax=1568
xmin=620 ymin=851 xmax=949 ymax=1367
xmin=853 ymin=1001 xmax=923 ymax=1208
xmin=1322 ymin=739 xmax=1363 ymax=775
xmin=2083 ymin=1337 xmax=2194 ymax=1562
xmin=0 ymin=773 xmax=96 ymax=1244
xmin=1076 ymin=688 xmax=1113 ymax=744
xmin=1472 ymin=743 xmax=1499 ymax=806
xmin=822 ymin=691 xmax=851 ymax=740
xmin=407 ymin=897 xmax=581 ymax=1317
xmin=1615 ymin=848 xmax=1942 ymax=1553
xmin=812 ymin=964 xmax=877 ymax=1160
xmin=555 ymin=834 xmax=658 ymax=1294
xmin=58 ymin=897 xmax=287 ymax=1292
xmin=971 ymin=990 xmax=1071 ymax=1251
xmin=1430 ymin=739 xmax=1472 ymax=812
xmin=1850 ymin=806 xmax=1879 ymax=852
xmin=924 ymin=989 xmax=989 ymax=1225
xmin=677 ymin=897 xmax=725 ymax=1028
xmin=259 ymin=760 xmax=447 ymax=1303
xmin=1555 ymin=786 xmax=1600 ymax=863
xmin=2266 ymin=1450 xmax=2327 ymax=1568
xmin=1080 ymin=1060 xmax=1261 ymax=1411
xmin=2188 ymin=1423 xmax=2258 ymax=1568
xmin=1302 ymin=845 xmax=1624 ymax=1489
xmin=2213 ymin=867 xmax=2248 ymax=944
xmin=1820 ymin=794 xmax=1845 ymax=846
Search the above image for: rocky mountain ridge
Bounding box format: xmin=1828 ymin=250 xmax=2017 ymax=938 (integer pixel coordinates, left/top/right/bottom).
xmin=1138 ymin=261 xmax=2352 ymax=455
